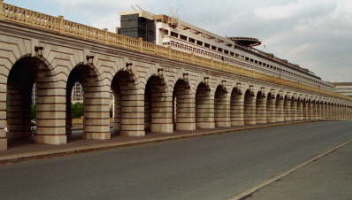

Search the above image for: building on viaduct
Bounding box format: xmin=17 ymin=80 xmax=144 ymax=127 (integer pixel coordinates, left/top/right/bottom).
xmin=0 ymin=1 xmax=351 ymax=151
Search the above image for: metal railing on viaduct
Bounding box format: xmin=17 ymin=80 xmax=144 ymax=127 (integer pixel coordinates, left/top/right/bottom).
xmin=0 ymin=0 xmax=351 ymax=151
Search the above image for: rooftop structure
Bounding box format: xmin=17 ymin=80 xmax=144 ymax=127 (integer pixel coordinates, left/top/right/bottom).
xmin=118 ymin=10 xmax=332 ymax=90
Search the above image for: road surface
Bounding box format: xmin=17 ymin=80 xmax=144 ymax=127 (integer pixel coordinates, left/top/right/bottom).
xmin=0 ymin=121 xmax=351 ymax=200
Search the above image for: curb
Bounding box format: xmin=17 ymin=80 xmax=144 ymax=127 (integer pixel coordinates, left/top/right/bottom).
xmin=228 ymin=137 xmax=352 ymax=200
xmin=0 ymin=120 xmax=320 ymax=165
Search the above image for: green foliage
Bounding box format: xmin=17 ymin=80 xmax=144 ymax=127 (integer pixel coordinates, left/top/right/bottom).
xmin=31 ymin=104 xmax=36 ymax=120
xmin=71 ymin=103 xmax=84 ymax=118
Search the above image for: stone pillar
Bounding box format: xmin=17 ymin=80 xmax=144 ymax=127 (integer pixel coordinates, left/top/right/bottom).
xmin=297 ymin=100 xmax=304 ymax=121
xmin=230 ymin=91 xmax=244 ymax=126
xmin=174 ymin=90 xmax=196 ymax=131
xmin=0 ymin=82 xmax=6 ymax=151
xmin=291 ymin=99 xmax=297 ymax=121
xmin=275 ymin=96 xmax=284 ymax=122
xmin=196 ymin=85 xmax=215 ymax=129
xmin=119 ymin=85 xmax=146 ymax=137
xmin=150 ymin=89 xmax=174 ymax=133
xmin=244 ymin=91 xmax=256 ymax=125
xmin=267 ymin=94 xmax=276 ymax=123
xmin=84 ymin=86 xmax=111 ymax=140
xmin=256 ymin=93 xmax=267 ymax=124
xmin=284 ymin=97 xmax=291 ymax=122
xmin=35 ymin=81 xmax=68 ymax=145
xmin=214 ymin=88 xmax=230 ymax=128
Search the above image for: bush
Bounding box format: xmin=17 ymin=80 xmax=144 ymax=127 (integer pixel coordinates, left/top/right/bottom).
xmin=71 ymin=103 xmax=84 ymax=118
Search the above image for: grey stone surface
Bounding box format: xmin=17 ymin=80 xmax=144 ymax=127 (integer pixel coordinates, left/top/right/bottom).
xmin=0 ymin=121 xmax=352 ymax=200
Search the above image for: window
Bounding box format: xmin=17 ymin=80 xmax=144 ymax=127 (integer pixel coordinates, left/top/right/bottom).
xmin=197 ymin=40 xmax=203 ymax=46
xmin=189 ymin=38 xmax=195 ymax=43
xmin=218 ymin=48 xmax=223 ymax=52
xmin=212 ymin=46 xmax=217 ymax=50
xmin=224 ymin=50 xmax=229 ymax=54
xmin=230 ymin=52 xmax=234 ymax=56
xmin=171 ymin=32 xmax=178 ymax=38
xmin=180 ymin=35 xmax=187 ymax=41
xmin=204 ymin=43 xmax=210 ymax=48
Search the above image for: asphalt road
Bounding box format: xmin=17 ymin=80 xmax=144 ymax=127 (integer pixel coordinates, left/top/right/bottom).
xmin=0 ymin=121 xmax=351 ymax=200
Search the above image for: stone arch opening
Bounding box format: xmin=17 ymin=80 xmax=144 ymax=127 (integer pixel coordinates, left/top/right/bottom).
xmin=6 ymin=56 xmax=52 ymax=145
xmin=230 ymin=87 xmax=244 ymax=126
xmin=214 ymin=85 xmax=229 ymax=128
xmin=172 ymin=79 xmax=194 ymax=131
xmin=266 ymin=93 xmax=276 ymax=123
xmin=256 ymin=91 xmax=267 ymax=124
xmin=244 ymin=89 xmax=256 ymax=125
xmin=144 ymin=75 xmax=173 ymax=134
xmin=195 ymin=82 xmax=214 ymax=129
xmin=111 ymin=70 xmax=140 ymax=136
xmin=66 ymin=64 xmax=101 ymax=141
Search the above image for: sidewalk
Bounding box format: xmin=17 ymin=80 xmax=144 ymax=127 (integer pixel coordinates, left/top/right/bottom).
xmin=0 ymin=121 xmax=315 ymax=165
xmin=247 ymin=139 xmax=352 ymax=200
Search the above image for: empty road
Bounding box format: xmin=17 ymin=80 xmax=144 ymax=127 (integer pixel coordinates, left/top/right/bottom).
xmin=0 ymin=121 xmax=351 ymax=200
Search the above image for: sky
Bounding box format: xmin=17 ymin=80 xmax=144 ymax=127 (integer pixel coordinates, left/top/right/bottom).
xmin=5 ymin=0 xmax=352 ymax=82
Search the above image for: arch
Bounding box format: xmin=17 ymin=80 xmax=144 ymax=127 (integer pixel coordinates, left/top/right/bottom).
xmin=195 ymin=82 xmax=214 ymax=129
xmin=111 ymin=70 xmax=144 ymax=137
xmin=6 ymin=56 xmax=65 ymax=145
xmin=256 ymin=90 xmax=267 ymax=124
xmin=230 ymin=87 xmax=244 ymax=126
xmin=214 ymin=85 xmax=230 ymax=128
xmin=172 ymin=79 xmax=195 ymax=131
xmin=244 ymin=89 xmax=256 ymax=125
xmin=66 ymin=63 xmax=110 ymax=141
xmin=144 ymin=75 xmax=173 ymax=134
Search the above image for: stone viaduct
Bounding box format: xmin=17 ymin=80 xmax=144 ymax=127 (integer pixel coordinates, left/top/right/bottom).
xmin=0 ymin=1 xmax=351 ymax=151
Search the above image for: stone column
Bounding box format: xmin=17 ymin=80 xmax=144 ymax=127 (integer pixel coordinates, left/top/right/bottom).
xmin=275 ymin=96 xmax=284 ymax=122
xmin=150 ymin=88 xmax=174 ymax=133
xmin=35 ymin=75 xmax=67 ymax=145
xmin=256 ymin=93 xmax=267 ymax=124
xmin=291 ymin=99 xmax=297 ymax=121
xmin=196 ymin=86 xmax=215 ymax=129
xmin=174 ymin=90 xmax=196 ymax=131
xmin=244 ymin=91 xmax=256 ymax=125
xmin=284 ymin=97 xmax=291 ymax=122
xmin=214 ymin=88 xmax=230 ymax=128
xmin=267 ymin=94 xmax=276 ymax=123
xmin=297 ymin=100 xmax=304 ymax=121
xmin=231 ymin=91 xmax=244 ymax=126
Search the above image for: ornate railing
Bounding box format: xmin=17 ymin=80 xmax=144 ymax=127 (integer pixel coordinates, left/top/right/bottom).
xmin=0 ymin=1 xmax=350 ymax=101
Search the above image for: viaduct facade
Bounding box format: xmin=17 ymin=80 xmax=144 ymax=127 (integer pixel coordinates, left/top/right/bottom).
xmin=0 ymin=1 xmax=351 ymax=151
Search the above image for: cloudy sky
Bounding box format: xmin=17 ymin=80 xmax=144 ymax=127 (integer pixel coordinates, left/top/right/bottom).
xmin=5 ymin=0 xmax=352 ymax=82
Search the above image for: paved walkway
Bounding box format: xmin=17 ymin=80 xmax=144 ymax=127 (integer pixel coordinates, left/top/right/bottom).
xmin=0 ymin=121 xmax=310 ymax=164
xmin=247 ymin=138 xmax=352 ymax=200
